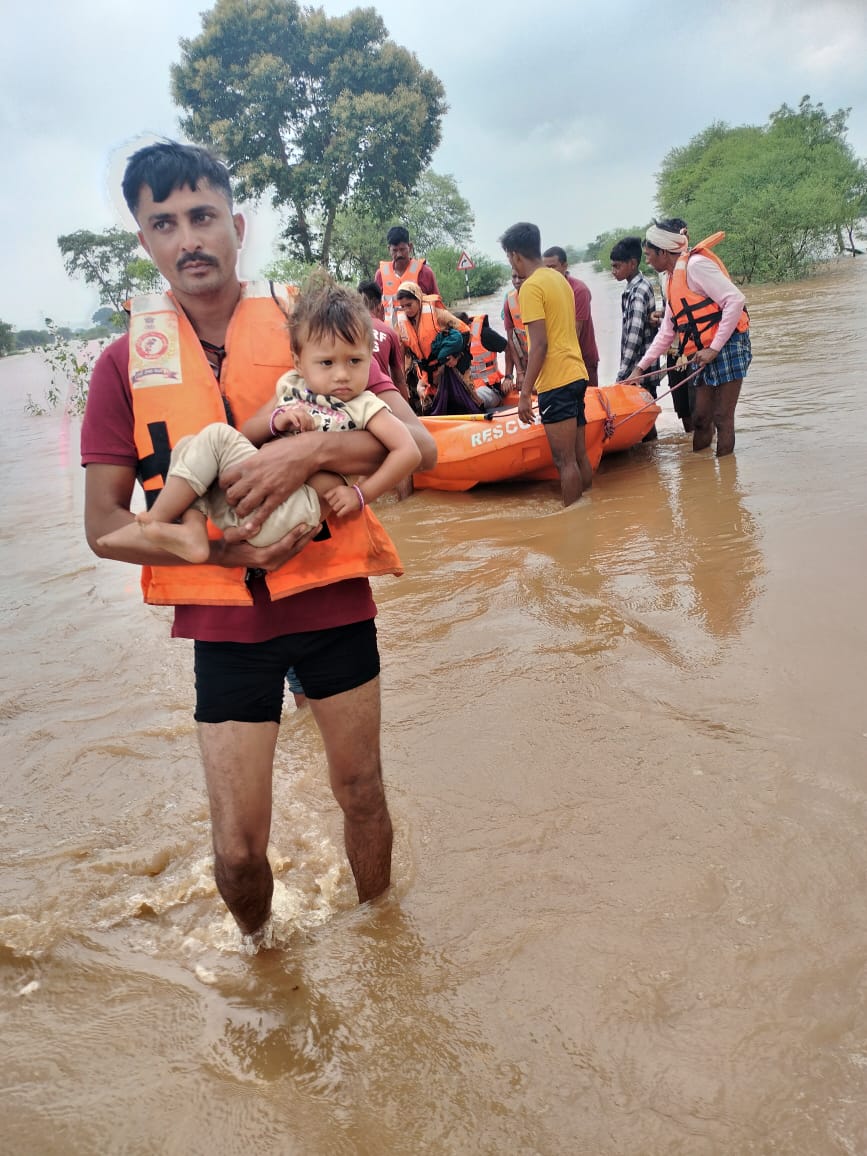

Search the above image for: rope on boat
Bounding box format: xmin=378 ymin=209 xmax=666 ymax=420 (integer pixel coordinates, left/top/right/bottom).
xmin=607 ymin=365 xmax=704 ymax=435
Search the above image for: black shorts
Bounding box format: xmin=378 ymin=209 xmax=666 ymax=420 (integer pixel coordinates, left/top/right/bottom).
xmin=193 ymin=618 xmax=380 ymax=724
xmin=537 ymin=379 xmax=588 ymax=426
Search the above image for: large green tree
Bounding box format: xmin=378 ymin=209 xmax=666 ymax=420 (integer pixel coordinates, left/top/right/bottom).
xmin=172 ymin=0 xmax=447 ymax=267
xmin=57 ymin=229 xmax=162 ymax=319
xmin=656 ymin=96 xmax=867 ymax=282
xmin=0 ymin=320 xmax=14 ymax=356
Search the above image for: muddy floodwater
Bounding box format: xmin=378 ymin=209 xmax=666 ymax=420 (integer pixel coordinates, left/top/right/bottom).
xmin=2 ymin=258 xmax=866 ymax=1155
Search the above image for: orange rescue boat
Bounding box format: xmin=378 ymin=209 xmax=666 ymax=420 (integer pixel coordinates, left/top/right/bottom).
xmin=414 ymin=383 xmax=659 ymax=492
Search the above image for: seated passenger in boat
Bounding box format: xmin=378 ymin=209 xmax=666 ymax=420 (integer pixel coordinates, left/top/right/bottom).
xmin=453 ymin=311 xmax=509 ymax=410
xmin=393 ymin=282 xmax=470 ymax=412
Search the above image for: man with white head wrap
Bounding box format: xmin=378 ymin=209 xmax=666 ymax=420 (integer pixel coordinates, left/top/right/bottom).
xmin=644 ymin=224 xmax=690 ymax=253
xmin=626 ymin=218 xmax=751 ymax=456
xmin=646 ymin=218 xmax=696 ymax=432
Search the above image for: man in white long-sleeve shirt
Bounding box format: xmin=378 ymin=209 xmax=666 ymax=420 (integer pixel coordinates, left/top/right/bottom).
xmin=627 ymin=220 xmax=751 ymax=456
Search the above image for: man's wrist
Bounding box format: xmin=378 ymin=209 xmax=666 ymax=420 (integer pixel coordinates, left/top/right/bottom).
xmin=290 ymin=428 xmax=330 ymax=470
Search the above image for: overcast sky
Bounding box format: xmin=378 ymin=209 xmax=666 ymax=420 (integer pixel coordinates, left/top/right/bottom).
xmin=2 ymin=0 xmax=866 ymax=328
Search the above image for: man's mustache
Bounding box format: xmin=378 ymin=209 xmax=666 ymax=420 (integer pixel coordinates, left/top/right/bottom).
xmin=177 ymin=253 xmax=218 ymax=271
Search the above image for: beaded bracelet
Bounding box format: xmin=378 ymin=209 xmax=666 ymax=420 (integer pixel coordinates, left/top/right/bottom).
xmin=352 ymin=484 xmax=365 ymax=510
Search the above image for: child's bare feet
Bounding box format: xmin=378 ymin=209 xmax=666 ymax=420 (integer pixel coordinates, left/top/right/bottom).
xmin=97 ymin=519 xmax=146 ymax=552
xmin=138 ymin=517 xmax=211 ymax=563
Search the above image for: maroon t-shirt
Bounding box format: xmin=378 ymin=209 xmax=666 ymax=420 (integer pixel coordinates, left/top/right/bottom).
xmin=80 ymin=335 xmax=376 ymax=643
xmin=370 ymin=321 xmax=404 ymax=390
xmin=566 ymin=274 xmax=599 ymax=368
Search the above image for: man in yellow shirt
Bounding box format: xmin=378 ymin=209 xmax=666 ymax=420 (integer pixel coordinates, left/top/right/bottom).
xmin=499 ymin=221 xmax=592 ymax=505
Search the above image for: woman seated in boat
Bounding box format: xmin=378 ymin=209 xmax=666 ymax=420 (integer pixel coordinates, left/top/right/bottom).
xmin=393 ymin=282 xmax=470 ymax=412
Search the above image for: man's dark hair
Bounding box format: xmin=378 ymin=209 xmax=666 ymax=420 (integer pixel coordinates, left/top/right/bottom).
xmin=655 ymin=217 xmax=688 ymax=234
xmin=542 ymin=245 xmax=568 ymax=265
xmin=122 ymin=140 xmax=234 ymax=218
xmin=499 ymin=222 xmax=541 ymax=260
xmin=357 ymin=279 xmax=383 ymax=306
xmin=386 ymin=225 xmax=410 ymax=246
xmin=610 ymin=237 xmax=642 ymax=263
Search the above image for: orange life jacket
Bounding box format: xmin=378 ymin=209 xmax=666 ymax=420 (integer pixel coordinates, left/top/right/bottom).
xmin=394 ymin=299 xmax=443 ymax=397
xmin=395 ymin=298 xmax=443 ymax=366
xmin=128 ymin=283 xmax=403 ymax=607
xmin=379 ymin=258 xmax=428 ymax=323
xmin=505 ymin=289 xmax=527 ymax=354
xmin=667 ymin=232 xmax=749 ymax=357
xmin=395 ymin=300 xmax=471 ymax=396
xmin=468 ymin=315 xmax=503 ymax=388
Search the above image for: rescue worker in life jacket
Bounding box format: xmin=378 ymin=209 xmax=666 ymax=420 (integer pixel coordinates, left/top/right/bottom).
xmin=81 ymin=140 xmax=436 ymax=946
xmin=627 ymin=219 xmax=752 ymax=457
xmin=375 ymin=225 xmax=440 ymax=324
xmin=647 ymin=217 xmax=696 ymax=433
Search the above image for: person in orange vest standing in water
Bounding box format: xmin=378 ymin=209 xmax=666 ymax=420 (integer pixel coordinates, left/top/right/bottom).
xmin=80 ymin=140 xmax=436 ymax=950
xmin=375 ymin=226 xmax=441 ymax=324
xmin=627 ymin=219 xmax=751 ymax=457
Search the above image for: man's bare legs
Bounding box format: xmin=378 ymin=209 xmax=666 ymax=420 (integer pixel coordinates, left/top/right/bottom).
xmin=198 ymin=674 xmax=390 ymax=932
xmin=575 ymin=423 xmax=593 ymax=491
xmin=543 ymin=417 xmax=585 ymax=507
xmin=198 ymin=719 xmax=279 ymax=935
xmin=712 ymin=378 xmax=742 ymax=457
xmin=309 ymin=677 xmax=392 ymax=903
xmin=692 ymin=385 xmax=715 ymax=452
xmin=692 ymin=380 xmax=742 ymax=456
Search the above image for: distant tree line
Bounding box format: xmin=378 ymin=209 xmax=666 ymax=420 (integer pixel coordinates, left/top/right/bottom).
xmin=0 ymin=311 xmax=123 ymax=357
xmin=586 ymin=97 xmax=867 ymax=283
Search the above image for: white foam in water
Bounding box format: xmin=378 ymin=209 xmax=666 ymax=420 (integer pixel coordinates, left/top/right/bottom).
xmin=203 ymin=860 xmax=349 ymax=957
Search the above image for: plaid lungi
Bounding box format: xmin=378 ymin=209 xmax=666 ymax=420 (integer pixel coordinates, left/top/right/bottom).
xmin=700 ymin=328 xmax=752 ymax=387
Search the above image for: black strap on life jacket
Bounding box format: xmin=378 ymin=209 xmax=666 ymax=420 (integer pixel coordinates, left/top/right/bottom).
xmin=138 ymin=420 xmax=172 ymax=506
xmin=672 ymin=295 xmax=722 ymax=352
